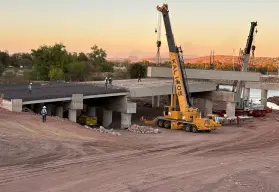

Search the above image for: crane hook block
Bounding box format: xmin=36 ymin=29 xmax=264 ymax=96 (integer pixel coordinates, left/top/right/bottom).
xmin=252 ymin=45 xmax=256 ymax=50
xmin=156 ymin=40 xmax=161 ymax=48
xmin=155 ymin=28 xmax=157 ymax=33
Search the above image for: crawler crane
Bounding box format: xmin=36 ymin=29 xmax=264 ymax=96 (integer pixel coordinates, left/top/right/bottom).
xmin=145 ymin=4 xmax=221 ymax=132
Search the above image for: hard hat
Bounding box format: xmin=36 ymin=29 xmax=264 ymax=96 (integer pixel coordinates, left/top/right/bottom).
xmin=43 ymin=106 xmax=46 ymax=109
xmin=30 ymin=82 xmax=32 ymax=85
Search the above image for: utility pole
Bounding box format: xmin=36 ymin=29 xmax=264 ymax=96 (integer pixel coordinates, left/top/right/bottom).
xmin=232 ymin=49 xmax=235 ymax=71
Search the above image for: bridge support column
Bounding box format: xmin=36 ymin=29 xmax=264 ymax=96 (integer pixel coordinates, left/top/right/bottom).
xmin=102 ymin=108 xmax=112 ymax=127
xmin=30 ymin=104 xmax=35 ymax=111
xmin=204 ymin=99 xmax=213 ymax=116
xmin=46 ymin=104 xmax=54 ymax=116
xmin=56 ymin=106 xmax=63 ymax=118
xmin=261 ymin=89 xmax=268 ymax=107
xmin=121 ymin=113 xmax=132 ymax=129
xmin=152 ymin=96 xmax=155 ymax=107
xmin=244 ymin=88 xmax=250 ymax=100
xmin=226 ymin=102 xmax=235 ymax=117
xmin=152 ymin=96 xmax=160 ymax=108
xmin=156 ymin=96 xmax=160 ymax=107
xmin=67 ymin=94 xmax=83 ymax=123
xmin=68 ymin=109 xmax=77 ymax=122
xmin=167 ymin=95 xmax=172 ymax=105
xmin=88 ymin=106 xmax=96 ymax=116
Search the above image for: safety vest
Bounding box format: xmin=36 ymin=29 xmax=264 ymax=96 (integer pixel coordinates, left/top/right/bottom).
xmin=41 ymin=109 xmax=47 ymax=115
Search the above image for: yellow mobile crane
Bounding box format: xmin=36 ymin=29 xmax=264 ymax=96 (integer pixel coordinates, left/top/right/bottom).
xmin=145 ymin=4 xmax=221 ymax=132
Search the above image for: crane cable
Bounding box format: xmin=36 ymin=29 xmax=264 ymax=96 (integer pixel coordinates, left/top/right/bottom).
xmin=155 ymin=11 xmax=162 ymax=65
xmin=250 ymin=27 xmax=258 ymax=67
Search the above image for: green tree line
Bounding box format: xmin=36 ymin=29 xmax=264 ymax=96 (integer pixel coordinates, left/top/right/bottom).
xmin=0 ymin=43 xmax=149 ymax=82
xmin=0 ymin=43 xmax=117 ymax=81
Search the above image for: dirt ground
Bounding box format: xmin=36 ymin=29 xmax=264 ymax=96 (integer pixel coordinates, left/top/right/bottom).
xmin=1 ymin=108 xmax=279 ymax=192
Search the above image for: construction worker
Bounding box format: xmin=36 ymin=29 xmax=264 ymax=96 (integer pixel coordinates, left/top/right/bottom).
xmin=138 ymin=73 xmax=141 ymax=82
xmin=28 ymin=83 xmax=32 ymax=94
xmin=41 ymin=106 xmax=47 ymax=122
xmin=108 ymin=77 xmax=112 ymax=85
xmin=104 ymin=77 xmax=108 ymax=89
xmin=140 ymin=116 xmax=145 ymax=126
xmin=236 ymin=116 xmax=240 ymax=126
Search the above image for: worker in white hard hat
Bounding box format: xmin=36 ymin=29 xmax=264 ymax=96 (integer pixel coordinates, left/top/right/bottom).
xmin=104 ymin=76 xmax=108 ymax=89
xmin=28 ymin=82 xmax=32 ymax=94
xmin=41 ymin=106 xmax=47 ymax=122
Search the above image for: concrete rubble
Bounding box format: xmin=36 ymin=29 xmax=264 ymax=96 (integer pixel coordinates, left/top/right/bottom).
xmin=127 ymin=124 xmax=161 ymax=134
xmin=84 ymin=125 xmax=121 ymax=136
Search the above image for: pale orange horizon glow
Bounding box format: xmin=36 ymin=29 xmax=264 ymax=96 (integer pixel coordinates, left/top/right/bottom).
xmin=1 ymin=0 xmax=279 ymax=58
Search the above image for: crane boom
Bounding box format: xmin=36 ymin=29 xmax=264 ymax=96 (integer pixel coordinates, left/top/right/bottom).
xmin=235 ymin=22 xmax=257 ymax=105
xmin=157 ymin=4 xmax=192 ymax=111
xmin=146 ymin=3 xmax=221 ymax=132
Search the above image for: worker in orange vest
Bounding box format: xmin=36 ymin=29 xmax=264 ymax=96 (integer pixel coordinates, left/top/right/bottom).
xmin=236 ymin=116 xmax=240 ymax=126
xmin=140 ymin=116 xmax=145 ymax=126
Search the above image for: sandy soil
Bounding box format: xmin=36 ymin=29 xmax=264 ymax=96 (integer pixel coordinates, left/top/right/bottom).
xmin=1 ymin=108 xmax=279 ymax=192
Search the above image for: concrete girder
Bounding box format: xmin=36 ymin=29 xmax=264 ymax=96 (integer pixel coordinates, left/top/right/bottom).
xmin=147 ymin=66 xmax=261 ymax=81
xmin=128 ymin=83 xmax=217 ymax=98
xmin=246 ymin=82 xmax=279 ymax=90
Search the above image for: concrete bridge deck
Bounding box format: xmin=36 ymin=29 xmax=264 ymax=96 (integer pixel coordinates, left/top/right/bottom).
xmin=83 ymin=78 xmax=217 ymax=97
xmin=0 ymin=82 xmax=128 ymax=104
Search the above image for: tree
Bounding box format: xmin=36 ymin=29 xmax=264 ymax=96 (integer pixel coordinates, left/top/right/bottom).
xmin=128 ymin=63 xmax=147 ymax=78
xmin=0 ymin=62 xmax=4 ymax=76
xmin=31 ymin=43 xmax=70 ymax=80
xmin=100 ymin=62 xmax=114 ymax=72
xmin=0 ymin=51 xmax=10 ymax=67
xmin=49 ymin=67 xmax=65 ymax=80
xmin=78 ymin=52 xmax=88 ymax=61
xmin=88 ymin=45 xmax=107 ymax=65
xmin=66 ymin=61 xmax=94 ymax=81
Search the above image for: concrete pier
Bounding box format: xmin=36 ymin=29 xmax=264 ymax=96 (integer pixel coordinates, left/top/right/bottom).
xmin=68 ymin=109 xmax=77 ymax=122
xmin=226 ymin=102 xmax=236 ymax=117
xmin=152 ymin=96 xmax=160 ymax=108
xmin=204 ymin=99 xmax=213 ymax=116
xmin=156 ymin=95 xmax=160 ymax=107
xmin=56 ymin=106 xmax=63 ymax=118
xmin=88 ymin=106 xmax=97 ymax=116
xmin=121 ymin=113 xmax=132 ymax=129
xmin=102 ymin=109 xmax=112 ymax=127
xmin=46 ymin=104 xmax=54 ymax=116
xmin=243 ymin=88 xmax=250 ymax=101
xmin=261 ymin=89 xmax=268 ymax=107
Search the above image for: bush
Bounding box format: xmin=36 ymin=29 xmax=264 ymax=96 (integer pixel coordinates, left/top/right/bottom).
xmin=100 ymin=62 xmax=114 ymax=72
xmin=127 ymin=63 xmax=147 ymax=78
xmin=49 ymin=67 xmax=65 ymax=80
xmin=0 ymin=62 xmax=4 ymax=76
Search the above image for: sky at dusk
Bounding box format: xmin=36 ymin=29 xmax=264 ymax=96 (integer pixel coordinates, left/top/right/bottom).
xmin=1 ymin=0 xmax=279 ymax=58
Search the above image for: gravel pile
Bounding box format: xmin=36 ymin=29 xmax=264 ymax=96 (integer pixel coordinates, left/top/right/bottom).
xmin=127 ymin=124 xmax=160 ymax=134
xmin=85 ymin=125 xmax=121 ymax=136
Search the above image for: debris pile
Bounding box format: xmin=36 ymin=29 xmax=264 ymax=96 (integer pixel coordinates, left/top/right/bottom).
xmin=85 ymin=125 xmax=121 ymax=136
xmin=128 ymin=124 xmax=160 ymax=134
